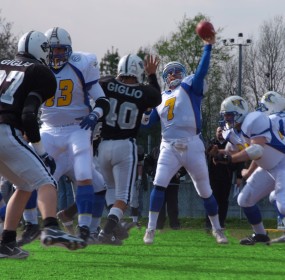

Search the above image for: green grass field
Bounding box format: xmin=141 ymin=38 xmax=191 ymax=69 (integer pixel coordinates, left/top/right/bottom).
xmin=1 ymin=219 xmax=285 ymax=280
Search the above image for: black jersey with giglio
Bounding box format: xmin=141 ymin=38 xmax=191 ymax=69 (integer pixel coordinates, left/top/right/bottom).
xmin=99 ymin=75 xmax=161 ymax=140
xmin=0 ymin=55 xmax=56 ymax=134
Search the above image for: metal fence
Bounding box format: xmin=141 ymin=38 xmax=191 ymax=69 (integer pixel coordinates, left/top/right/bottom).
xmin=139 ymin=178 xmax=276 ymax=219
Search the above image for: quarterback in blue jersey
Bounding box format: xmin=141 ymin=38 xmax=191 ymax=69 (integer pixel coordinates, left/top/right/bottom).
xmin=142 ymin=33 xmax=228 ymax=245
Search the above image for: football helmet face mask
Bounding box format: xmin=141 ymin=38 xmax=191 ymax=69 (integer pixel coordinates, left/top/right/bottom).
xmin=18 ymin=31 xmax=50 ymax=65
xmin=220 ymin=95 xmax=249 ymax=130
xmin=117 ymin=54 xmax=145 ymax=83
xmin=256 ymin=91 xmax=285 ymax=116
xmin=162 ymin=61 xmax=187 ymax=89
xmin=45 ymin=27 xmax=72 ymax=69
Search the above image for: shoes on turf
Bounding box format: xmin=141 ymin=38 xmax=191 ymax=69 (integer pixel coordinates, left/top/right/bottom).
xmin=98 ymin=230 xmax=122 ymax=245
xmin=0 ymin=241 xmax=29 ymax=259
xmin=57 ymin=210 xmax=74 ymax=234
xmin=122 ymin=221 xmax=138 ymax=231
xmin=77 ymin=225 xmax=90 ymax=242
xmin=17 ymin=222 xmax=41 ymax=246
xmin=270 ymin=234 xmax=285 ymax=244
xmin=41 ymin=226 xmax=86 ymax=250
xmin=240 ymin=232 xmax=270 ymax=245
xmin=87 ymin=231 xmax=100 ymax=245
xmin=113 ymin=222 xmax=130 ymax=240
xmin=212 ymin=229 xmax=228 ymax=244
xmin=143 ymin=229 xmax=155 ymax=245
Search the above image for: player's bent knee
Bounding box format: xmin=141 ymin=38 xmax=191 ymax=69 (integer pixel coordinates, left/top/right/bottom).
xmin=237 ymin=192 xmax=254 ymax=208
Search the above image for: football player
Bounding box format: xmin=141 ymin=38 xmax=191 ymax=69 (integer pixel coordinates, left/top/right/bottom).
xmin=142 ymin=34 xmax=228 ymax=245
xmin=97 ymin=54 xmax=162 ymax=244
xmin=41 ymin=27 xmax=110 ymax=243
xmin=0 ymin=31 xmax=85 ymax=258
xmin=256 ymin=91 xmax=285 ymax=243
xmin=215 ymin=95 xmax=285 ymax=245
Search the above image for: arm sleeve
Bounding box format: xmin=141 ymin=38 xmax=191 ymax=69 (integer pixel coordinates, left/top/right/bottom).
xmin=93 ymin=97 xmax=110 ymax=118
xmin=147 ymin=74 xmax=161 ymax=92
xmin=21 ymin=92 xmax=42 ymax=143
xmin=192 ymin=44 xmax=212 ymax=94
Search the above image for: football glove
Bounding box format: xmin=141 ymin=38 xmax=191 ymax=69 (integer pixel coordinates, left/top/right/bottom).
xmin=40 ymin=153 xmax=56 ymax=175
xmin=206 ymin=144 xmax=219 ymax=156
xmin=79 ymin=111 xmax=99 ymax=131
xmin=213 ymin=153 xmax=232 ymax=164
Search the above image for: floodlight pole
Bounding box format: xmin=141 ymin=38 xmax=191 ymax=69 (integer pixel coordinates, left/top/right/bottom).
xmin=223 ymin=33 xmax=252 ymax=96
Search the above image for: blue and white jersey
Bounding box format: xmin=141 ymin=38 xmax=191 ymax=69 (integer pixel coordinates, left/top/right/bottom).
xmin=41 ymin=51 xmax=104 ymax=127
xmin=150 ymin=45 xmax=212 ymax=141
xmin=269 ymin=111 xmax=285 ymax=136
xmin=242 ymin=111 xmax=285 ymax=170
xmin=222 ymin=128 xmax=248 ymax=153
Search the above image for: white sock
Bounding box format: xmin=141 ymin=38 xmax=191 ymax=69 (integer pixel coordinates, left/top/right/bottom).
xmin=208 ymin=214 xmax=221 ymax=231
xmin=90 ymin=217 xmax=101 ymax=232
xmin=78 ymin=214 xmax=92 ymax=228
xmin=147 ymin=211 xmax=159 ymax=230
xmin=23 ymin=208 xmax=38 ymax=225
xmin=252 ymin=222 xmax=266 ymax=235
xmin=131 ymin=216 xmax=138 ymax=223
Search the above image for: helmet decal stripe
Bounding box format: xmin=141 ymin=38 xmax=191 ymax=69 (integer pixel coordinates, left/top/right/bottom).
xmin=24 ymin=31 xmax=34 ymax=53
xmin=125 ymin=54 xmax=130 ymax=74
xmin=51 ymin=27 xmax=59 ymax=42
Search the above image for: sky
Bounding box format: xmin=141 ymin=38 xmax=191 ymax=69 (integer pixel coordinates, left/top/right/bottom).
xmin=1 ymin=0 xmax=285 ymax=62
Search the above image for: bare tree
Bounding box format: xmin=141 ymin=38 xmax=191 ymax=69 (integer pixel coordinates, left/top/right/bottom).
xmin=0 ymin=10 xmax=17 ymax=58
xmin=243 ymin=15 xmax=285 ymax=105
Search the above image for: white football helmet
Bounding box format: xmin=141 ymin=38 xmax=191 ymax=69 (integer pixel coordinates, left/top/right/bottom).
xmin=117 ymin=54 xmax=145 ymax=83
xmin=258 ymin=91 xmax=285 ymax=116
xmin=220 ymin=95 xmax=249 ymax=129
xmin=162 ymin=61 xmax=187 ymax=89
xmin=45 ymin=27 xmax=72 ymax=69
xmin=18 ymin=31 xmax=50 ymax=65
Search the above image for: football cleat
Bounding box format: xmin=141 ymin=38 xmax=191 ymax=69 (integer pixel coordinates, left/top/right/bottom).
xmin=122 ymin=221 xmax=137 ymax=231
xmin=98 ymin=230 xmax=122 ymax=245
xmin=77 ymin=225 xmax=90 ymax=242
xmin=143 ymin=229 xmax=155 ymax=245
xmin=0 ymin=241 xmax=29 ymax=259
xmin=41 ymin=226 xmax=86 ymax=250
xmin=87 ymin=231 xmax=100 ymax=245
xmin=240 ymin=232 xmax=270 ymax=245
xmin=17 ymin=222 xmax=41 ymax=246
xmin=57 ymin=210 xmax=74 ymax=234
xmin=212 ymin=229 xmax=228 ymax=244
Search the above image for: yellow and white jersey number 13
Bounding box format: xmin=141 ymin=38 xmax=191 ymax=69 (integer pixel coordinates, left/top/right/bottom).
xmin=45 ymin=79 xmax=74 ymax=107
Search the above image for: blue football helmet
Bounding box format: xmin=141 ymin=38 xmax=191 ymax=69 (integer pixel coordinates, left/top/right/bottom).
xmin=162 ymin=61 xmax=187 ymax=89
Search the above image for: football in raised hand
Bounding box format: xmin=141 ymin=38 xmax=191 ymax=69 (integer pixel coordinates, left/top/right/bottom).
xmin=195 ymin=21 xmax=215 ymax=39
